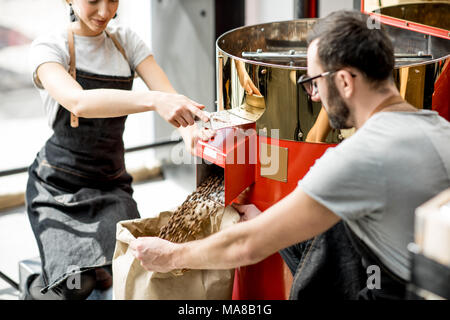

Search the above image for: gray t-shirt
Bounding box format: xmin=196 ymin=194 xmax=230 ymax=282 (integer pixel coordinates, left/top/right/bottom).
xmin=299 ymin=110 xmax=450 ymax=281
xmin=29 ymin=24 xmax=152 ymax=128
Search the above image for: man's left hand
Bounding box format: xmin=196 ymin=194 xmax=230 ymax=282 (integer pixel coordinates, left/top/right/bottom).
xmin=232 ymin=203 xmax=262 ymax=222
xmin=129 ymin=237 xmax=178 ymax=273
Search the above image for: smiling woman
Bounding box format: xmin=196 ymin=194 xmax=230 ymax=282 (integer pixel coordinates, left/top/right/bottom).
xmin=23 ymin=0 xmax=213 ymax=300
xmin=66 ymin=0 xmax=119 ymax=37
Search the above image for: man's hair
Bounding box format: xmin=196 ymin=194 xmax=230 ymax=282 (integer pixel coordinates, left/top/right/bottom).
xmin=307 ymin=10 xmax=395 ymax=85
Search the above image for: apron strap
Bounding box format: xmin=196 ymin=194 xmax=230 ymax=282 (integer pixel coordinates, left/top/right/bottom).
xmin=66 ymin=27 xmax=133 ymax=129
xmin=369 ymin=95 xmax=410 ymax=118
xmin=67 ymin=26 xmax=79 ymax=128
xmin=105 ymin=31 xmax=129 ymax=65
xmin=105 ymin=31 xmax=135 ymax=78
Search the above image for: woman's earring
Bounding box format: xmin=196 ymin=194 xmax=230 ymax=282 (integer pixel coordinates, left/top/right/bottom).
xmin=113 ymin=13 xmax=117 ymax=19
xmin=69 ymin=4 xmax=77 ymax=22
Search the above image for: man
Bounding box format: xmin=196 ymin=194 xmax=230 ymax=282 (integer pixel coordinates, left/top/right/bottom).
xmin=130 ymin=11 xmax=450 ymax=300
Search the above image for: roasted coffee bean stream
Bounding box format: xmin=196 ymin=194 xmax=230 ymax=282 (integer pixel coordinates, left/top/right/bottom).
xmin=158 ymin=175 xmax=225 ymax=243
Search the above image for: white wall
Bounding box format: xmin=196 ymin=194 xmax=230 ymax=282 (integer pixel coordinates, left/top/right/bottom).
xmin=244 ymin=0 xmax=357 ymax=24
xmin=0 ymin=0 xmax=66 ymax=39
xmin=114 ymin=0 xmax=152 ymax=49
xmin=318 ymin=0 xmax=355 ymax=17
xmin=246 ymin=0 xmax=295 ymax=25
xmin=112 ymin=1 xmax=155 ymax=149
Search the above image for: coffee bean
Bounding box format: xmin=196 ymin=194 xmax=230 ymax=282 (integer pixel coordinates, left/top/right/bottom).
xmin=157 ymin=174 xmax=225 ymax=243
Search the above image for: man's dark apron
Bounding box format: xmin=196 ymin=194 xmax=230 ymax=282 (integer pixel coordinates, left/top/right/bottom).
xmin=280 ymin=222 xmax=367 ymax=300
xmin=280 ymin=221 xmax=408 ymax=300
xmin=25 ymin=28 xmax=140 ymax=293
xmin=343 ymin=224 xmax=408 ymax=300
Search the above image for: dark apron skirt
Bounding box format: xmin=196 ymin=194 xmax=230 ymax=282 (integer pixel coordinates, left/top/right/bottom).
xmin=26 ymin=153 xmax=140 ymax=292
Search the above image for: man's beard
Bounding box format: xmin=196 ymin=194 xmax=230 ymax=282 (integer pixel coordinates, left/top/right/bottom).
xmin=325 ymin=77 xmax=352 ymax=129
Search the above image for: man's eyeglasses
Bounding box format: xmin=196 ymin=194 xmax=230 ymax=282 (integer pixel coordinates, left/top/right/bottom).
xmin=298 ymin=70 xmax=356 ymax=96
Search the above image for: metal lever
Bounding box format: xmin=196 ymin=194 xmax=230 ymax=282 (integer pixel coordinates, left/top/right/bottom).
xmin=195 ymin=111 xmax=213 ymax=130
xmin=196 ymin=110 xmax=255 ymax=131
xmin=242 ymin=49 xmax=433 ymax=62
xmin=242 ymin=49 xmax=307 ymax=61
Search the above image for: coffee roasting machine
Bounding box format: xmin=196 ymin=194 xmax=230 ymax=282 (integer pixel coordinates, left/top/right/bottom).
xmin=195 ymin=2 xmax=450 ymax=299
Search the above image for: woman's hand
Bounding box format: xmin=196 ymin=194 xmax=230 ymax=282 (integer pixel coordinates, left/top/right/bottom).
xmin=179 ymin=124 xmax=216 ymax=156
xmin=235 ymin=60 xmax=262 ymax=96
xmin=240 ymin=73 xmax=262 ymax=96
xmin=232 ymin=203 xmax=262 ymax=222
xmin=154 ymin=92 xmax=210 ymax=128
xmin=185 ymin=127 xmax=216 ymax=156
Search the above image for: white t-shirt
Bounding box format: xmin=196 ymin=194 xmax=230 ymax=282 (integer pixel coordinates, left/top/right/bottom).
xmin=299 ymin=110 xmax=450 ymax=281
xmin=29 ymin=24 xmax=152 ymax=128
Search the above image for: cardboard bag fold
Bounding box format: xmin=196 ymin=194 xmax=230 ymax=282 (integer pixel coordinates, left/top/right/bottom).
xmin=113 ymin=206 xmax=240 ymax=300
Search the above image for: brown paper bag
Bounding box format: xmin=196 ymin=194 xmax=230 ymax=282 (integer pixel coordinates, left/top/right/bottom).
xmin=112 ymin=206 xmax=240 ymax=300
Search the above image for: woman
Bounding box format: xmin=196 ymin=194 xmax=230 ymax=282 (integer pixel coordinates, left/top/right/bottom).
xmin=25 ymin=0 xmax=212 ymax=300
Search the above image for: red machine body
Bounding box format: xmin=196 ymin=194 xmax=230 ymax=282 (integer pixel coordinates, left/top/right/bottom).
xmin=196 ymin=126 xmax=335 ymax=299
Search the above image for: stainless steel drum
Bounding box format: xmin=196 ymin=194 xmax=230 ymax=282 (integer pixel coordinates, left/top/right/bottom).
xmin=216 ymin=18 xmax=450 ymax=143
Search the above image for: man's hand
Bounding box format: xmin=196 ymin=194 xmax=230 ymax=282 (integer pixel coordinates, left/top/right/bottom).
xmin=232 ymin=203 xmax=262 ymax=222
xmin=129 ymin=237 xmax=179 ymax=273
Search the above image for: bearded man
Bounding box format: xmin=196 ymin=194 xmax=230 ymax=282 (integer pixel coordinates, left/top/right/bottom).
xmin=130 ymin=11 xmax=450 ymax=300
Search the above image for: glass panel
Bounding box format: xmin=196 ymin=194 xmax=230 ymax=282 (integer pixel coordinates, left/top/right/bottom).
xmin=0 ymin=0 xmax=154 ymax=176
xmin=363 ymin=0 xmax=450 ymax=31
